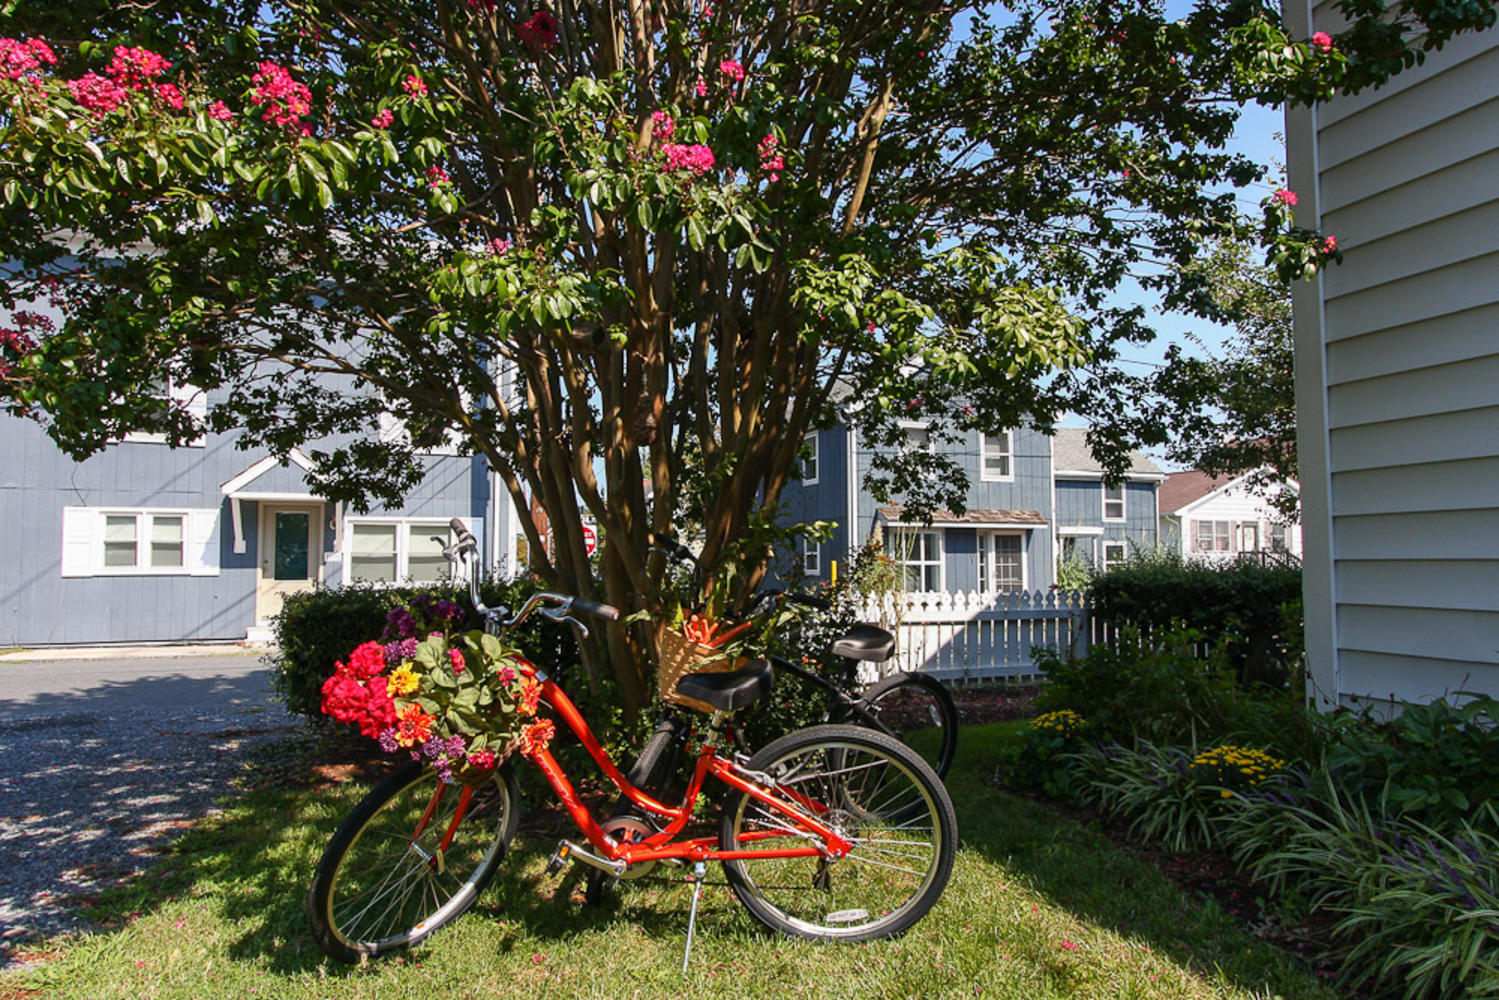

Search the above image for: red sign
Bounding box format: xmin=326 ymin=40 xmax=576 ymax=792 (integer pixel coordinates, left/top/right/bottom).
xmin=582 ymin=524 xmax=597 ymax=556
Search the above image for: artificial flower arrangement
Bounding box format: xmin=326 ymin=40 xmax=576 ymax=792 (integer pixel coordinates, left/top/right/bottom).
xmin=319 ymin=594 xmax=556 ymax=783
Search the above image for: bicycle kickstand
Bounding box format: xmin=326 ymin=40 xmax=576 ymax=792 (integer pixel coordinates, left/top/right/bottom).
xmin=681 ymin=861 xmax=707 ymax=973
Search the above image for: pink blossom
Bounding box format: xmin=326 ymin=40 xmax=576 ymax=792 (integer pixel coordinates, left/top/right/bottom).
xmin=1323 ymin=234 xmax=1338 ymax=253
xmin=488 ymin=237 xmax=512 ymax=255
xmin=153 ymin=82 xmax=185 ymax=111
xmin=250 ymin=61 xmax=313 ymax=130
xmin=371 ymin=107 xmax=395 ymax=128
xmin=107 ymin=46 xmax=172 ymax=90
xmin=694 ymin=75 xmax=707 ymax=97
xmin=426 ymin=163 xmax=450 ymax=186
xmin=757 ymin=133 xmax=784 ymax=181
xmin=651 ymin=110 xmax=675 ymax=141
xmin=1311 ymin=30 xmax=1333 ymax=52
xmin=467 ymin=0 xmax=499 ymax=10
xmin=1273 ymin=188 xmax=1297 ymax=206
xmin=68 ymin=72 xmax=129 ymax=113
xmin=207 ymin=100 xmax=234 ymax=121
xmin=1059 ymin=940 xmax=1078 ymax=951
xmin=517 ymin=11 xmax=559 ymax=54
xmin=661 ymin=142 xmax=715 ymax=176
xmin=719 ymin=59 xmax=745 ymax=82
xmin=467 ymin=749 xmax=497 ymax=769
xmin=0 ymin=37 xmax=56 ymax=81
xmin=448 ymin=648 xmax=465 ymax=674
xmin=403 ymin=74 xmax=428 ymax=98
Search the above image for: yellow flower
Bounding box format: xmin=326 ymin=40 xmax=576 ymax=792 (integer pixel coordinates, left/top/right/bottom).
xmin=1220 ymin=790 xmax=1232 ymax=799
xmin=387 ymin=663 xmax=420 ymax=697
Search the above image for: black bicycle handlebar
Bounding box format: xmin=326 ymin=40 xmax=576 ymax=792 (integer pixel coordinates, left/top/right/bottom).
xmin=570 ymin=597 xmax=620 ymax=621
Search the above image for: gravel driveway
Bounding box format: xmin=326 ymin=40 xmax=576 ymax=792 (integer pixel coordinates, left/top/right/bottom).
xmin=0 ymin=651 xmax=304 ymax=960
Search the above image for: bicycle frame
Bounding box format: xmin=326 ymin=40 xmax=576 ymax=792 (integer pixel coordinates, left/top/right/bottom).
xmin=417 ymin=660 xmax=853 ymax=867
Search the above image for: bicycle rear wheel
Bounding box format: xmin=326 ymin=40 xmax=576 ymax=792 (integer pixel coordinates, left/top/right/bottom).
xmin=306 ymin=761 xmax=520 ymax=962
xmin=718 ymin=724 xmax=956 ymax=942
xmin=848 ymin=672 xmax=958 ymax=778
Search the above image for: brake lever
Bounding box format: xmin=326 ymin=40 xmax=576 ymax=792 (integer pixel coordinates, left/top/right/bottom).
xmin=539 ymin=603 xmax=590 ymax=639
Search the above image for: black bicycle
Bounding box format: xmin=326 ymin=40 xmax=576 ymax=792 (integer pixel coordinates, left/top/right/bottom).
xmin=649 ymin=533 xmax=958 ymax=779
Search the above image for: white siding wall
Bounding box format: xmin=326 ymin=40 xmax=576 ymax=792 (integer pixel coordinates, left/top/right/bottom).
xmin=1289 ymin=3 xmax=1499 ymax=708
xmin=1176 ymin=484 xmax=1302 ymax=562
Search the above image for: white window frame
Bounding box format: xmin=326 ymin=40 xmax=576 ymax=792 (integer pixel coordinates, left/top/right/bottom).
xmin=343 ymin=517 xmax=468 ymax=584
xmin=1102 ymin=541 xmax=1127 ymax=572
xmin=121 ymin=377 xmax=207 ymax=446
xmin=1237 ymin=522 xmax=1261 ymax=553
xmin=801 ymin=431 xmax=820 ymax=485
xmin=977 ymin=530 xmax=1025 ymax=592
xmin=1102 ymin=483 xmax=1126 ymax=522
xmin=1192 ymin=519 xmax=1232 ymax=553
xmin=890 ymin=527 xmax=944 ymax=593
xmin=1269 ymin=522 xmax=1288 ymax=553
xmin=980 ymin=431 xmax=1014 ymax=482
xmin=60 ymin=506 xmax=219 ymax=577
xmin=801 ymin=537 xmax=821 ymax=576
xmin=900 ymin=421 xmax=934 ymax=455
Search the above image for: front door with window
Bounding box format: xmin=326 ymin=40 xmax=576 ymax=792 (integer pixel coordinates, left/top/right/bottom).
xmin=256 ymin=503 xmax=323 ymax=623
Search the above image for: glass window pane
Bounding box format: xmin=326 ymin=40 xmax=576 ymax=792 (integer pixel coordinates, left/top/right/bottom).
xmin=104 ymin=514 xmax=138 ymax=567
xmin=151 ymin=515 xmax=184 ymax=568
xmin=407 ymin=526 xmax=450 ymax=583
xmin=983 ymin=434 xmax=1011 ymax=477
xmin=273 ymin=512 xmax=311 ymax=580
xmin=349 ymin=523 xmax=397 ymax=582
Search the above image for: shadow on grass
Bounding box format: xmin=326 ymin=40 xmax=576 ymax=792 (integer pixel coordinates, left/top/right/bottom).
xmin=946 ymin=724 xmax=1335 ymax=998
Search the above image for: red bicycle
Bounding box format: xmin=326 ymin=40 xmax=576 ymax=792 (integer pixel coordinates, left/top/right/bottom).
xmin=306 ymin=524 xmax=957 ymax=962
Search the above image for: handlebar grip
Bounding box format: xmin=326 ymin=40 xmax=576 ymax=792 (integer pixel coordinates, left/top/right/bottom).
xmin=449 ymin=517 xmax=477 ymax=548
xmin=786 ymin=593 xmax=832 ymax=611
xmin=570 ymin=598 xmax=620 ymax=621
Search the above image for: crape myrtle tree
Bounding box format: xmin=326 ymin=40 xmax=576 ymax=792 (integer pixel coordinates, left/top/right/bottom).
xmin=0 ymin=0 xmax=1493 ymax=712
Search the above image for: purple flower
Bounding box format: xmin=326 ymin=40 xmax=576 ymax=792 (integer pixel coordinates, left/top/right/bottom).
xmin=378 ymin=729 xmax=399 ymax=754
xmin=382 ymin=607 xmax=417 ymax=641
xmin=420 ymin=735 xmax=446 ymax=761
xmin=445 ymin=734 xmax=467 ymax=756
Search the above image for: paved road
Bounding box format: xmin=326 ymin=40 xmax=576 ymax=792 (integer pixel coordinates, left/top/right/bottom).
xmin=0 ymin=651 xmax=304 ymax=956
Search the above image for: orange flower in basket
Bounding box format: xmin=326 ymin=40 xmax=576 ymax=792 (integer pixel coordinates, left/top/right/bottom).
xmin=518 ymin=718 xmax=556 ymax=758
xmin=394 ymin=703 xmax=435 ymax=747
xmin=518 ymin=679 xmax=543 ymax=717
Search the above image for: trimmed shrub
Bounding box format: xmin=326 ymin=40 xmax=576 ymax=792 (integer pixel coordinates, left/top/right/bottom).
xmin=1089 ymin=552 xmax=1302 ymax=687
xmin=270 ymin=578 xmax=580 ymax=722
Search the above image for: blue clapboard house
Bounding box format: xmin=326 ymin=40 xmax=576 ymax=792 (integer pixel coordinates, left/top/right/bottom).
xmin=778 ymin=423 xmax=1163 ymax=593
xmin=0 ymin=389 xmax=522 ymax=647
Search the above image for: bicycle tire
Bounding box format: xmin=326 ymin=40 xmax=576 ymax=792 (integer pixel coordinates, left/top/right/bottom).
xmin=846 ymin=672 xmax=958 ymax=778
xmin=306 ymin=760 xmax=520 ymax=962
xmin=718 ymin=724 xmax=957 ymax=942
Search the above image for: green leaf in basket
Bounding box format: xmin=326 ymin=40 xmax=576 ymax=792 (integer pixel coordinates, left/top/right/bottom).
xmin=479 ymin=633 xmax=506 ymax=661
xmin=416 ymin=697 xmax=441 ymax=716
xmin=476 ymin=686 xmax=494 ymax=708
xmin=429 ymin=665 xmax=457 ymax=690
xmin=453 ymin=687 xmax=479 ymax=710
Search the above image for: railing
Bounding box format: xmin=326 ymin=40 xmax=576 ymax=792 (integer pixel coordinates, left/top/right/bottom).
xmin=857 ymin=589 xmax=1091 ymax=685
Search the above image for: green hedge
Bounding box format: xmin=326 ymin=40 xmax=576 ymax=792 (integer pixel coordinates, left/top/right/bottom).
xmin=269 ymin=578 xmax=580 ymax=721
xmin=1089 ymin=553 xmax=1303 ymax=687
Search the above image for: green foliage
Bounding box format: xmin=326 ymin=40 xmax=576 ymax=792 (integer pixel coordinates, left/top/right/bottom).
xmin=1319 ymin=695 xmax=1499 ymax=831
xmin=270 ymin=578 xmax=579 ymax=722
xmin=1089 ymin=552 xmax=1304 ymax=686
xmin=1033 ymin=624 xmax=1246 ymax=746
xmin=1245 ymin=793 xmax=1499 ymax=1000
xmin=1006 ymin=710 xmax=1092 ymax=800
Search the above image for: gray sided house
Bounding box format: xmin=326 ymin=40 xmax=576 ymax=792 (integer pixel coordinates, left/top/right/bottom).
xmin=777 ymin=423 xmax=1162 ymax=594
xmin=0 ymin=400 xmax=517 ymax=646
xmin=1287 ymin=2 xmax=1499 ymax=708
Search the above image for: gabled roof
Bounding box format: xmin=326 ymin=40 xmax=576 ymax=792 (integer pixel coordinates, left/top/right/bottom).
xmin=1051 ymin=428 xmax=1165 ymax=480
xmin=1158 ymin=470 xmax=1236 ymax=515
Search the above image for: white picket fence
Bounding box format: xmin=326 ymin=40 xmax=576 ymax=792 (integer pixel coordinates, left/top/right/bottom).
xmin=856 ymin=589 xmax=1091 ymax=684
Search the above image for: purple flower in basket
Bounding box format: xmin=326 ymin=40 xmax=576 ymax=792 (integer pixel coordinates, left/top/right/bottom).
xmin=445 ymin=734 xmax=467 ymax=756
xmin=382 ymin=607 xmax=418 ymax=641
xmin=378 ymin=729 xmax=399 ymax=754
xmin=383 ymin=638 xmax=417 ymax=665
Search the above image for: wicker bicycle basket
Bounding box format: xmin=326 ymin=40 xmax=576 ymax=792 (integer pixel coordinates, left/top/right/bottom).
xmin=654 ymin=624 xmax=748 ymax=714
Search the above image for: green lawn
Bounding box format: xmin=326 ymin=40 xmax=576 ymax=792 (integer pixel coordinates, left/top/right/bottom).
xmin=4 ymin=723 xmax=1340 ymax=999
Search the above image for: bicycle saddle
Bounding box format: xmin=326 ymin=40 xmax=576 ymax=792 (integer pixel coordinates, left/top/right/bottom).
xmin=831 ymin=624 xmax=896 ymax=662
xmin=674 ymin=659 xmax=774 ymax=712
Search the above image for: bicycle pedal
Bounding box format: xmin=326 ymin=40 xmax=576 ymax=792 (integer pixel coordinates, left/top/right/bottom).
xmin=545 ymin=841 xmax=573 ymax=875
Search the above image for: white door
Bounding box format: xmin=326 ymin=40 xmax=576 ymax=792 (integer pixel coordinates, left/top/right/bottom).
xmin=256 ymin=503 xmax=323 ymax=623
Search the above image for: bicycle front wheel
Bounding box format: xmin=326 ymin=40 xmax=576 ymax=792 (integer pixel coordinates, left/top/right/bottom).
xmin=306 ymin=761 xmax=520 ymax=962
xmin=850 ymin=672 xmax=958 ymax=778
xmin=718 ymin=724 xmax=957 ymax=942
